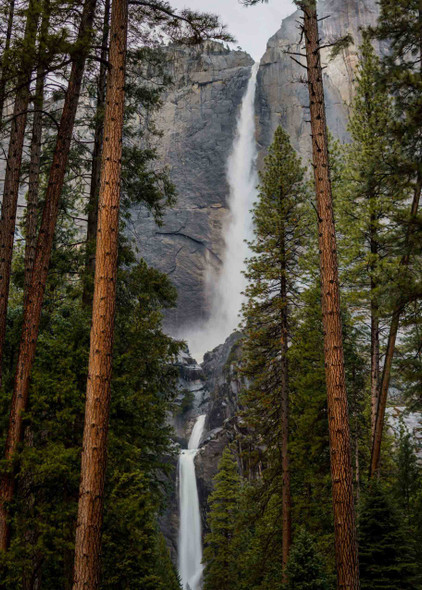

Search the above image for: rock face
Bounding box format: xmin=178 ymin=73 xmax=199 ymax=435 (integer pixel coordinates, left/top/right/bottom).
xmin=163 ymin=333 xmax=243 ymax=557
xmin=130 ymin=43 xmax=254 ymax=335
xmin=130 ymin=0 xmax=386 ymax=338
xmin=195 ymin=332 xmax=243 ymax=533
xmin=256 ymin=0 xmax=384 ymax=162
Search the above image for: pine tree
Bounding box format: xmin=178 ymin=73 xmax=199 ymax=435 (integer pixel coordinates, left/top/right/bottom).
xmin=335 ymin=37 xmax=406 ymax=438
xmin=359 ymin=481 xmax=418 ymax=589
xmin=241 ymin=125 xmax=309 ymax=577
xmin=296 ymin=2 xmax=360 ymax=586
xmin=0 ymin=0 xmax=15 ymax=124
xmin=288 ymin=281 xmax=367 ymax=565
xmin=82 ymin=0 xmax=111 ymax=307
xmin=0 ymin=0 xmax=232 ymax=562
xmin=370 ymin=0 xmax=422 ymax=477
xmin=72 ymin=0 xmax=128 ymax=586
xmin=392 ymin=425 xmax=421 ymax=516
xmin=285 ymin=529 xmax=330 ymax=590
xmin=203 ymin=447 xmax=241 ymax=590
xmin=0 ymin=0 xmax=99 ymax=551
xmin=0 ymin=194 xmax=183 ymax=587
xmin=288 ymin=285 xmax=332 ymax=549
xmin=0 ymin=0 xmax=41 ymax=383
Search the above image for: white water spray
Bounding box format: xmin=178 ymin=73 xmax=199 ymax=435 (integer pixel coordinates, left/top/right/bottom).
xmin=178 ymin=414 xmax=206 ymax=590
xmin=186 ymin=63 xmax=259 ymax=360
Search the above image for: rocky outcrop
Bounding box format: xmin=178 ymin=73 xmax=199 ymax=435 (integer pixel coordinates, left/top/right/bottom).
xmin=162 ymin=333 xmax=243 ymax=555
xmin=195 ymin=332 xmax=243 ymax=531
xmin=130 ymin=43 xmax=254 ymax=335
xmin=255 ymin=0 xmax=385 ymax=162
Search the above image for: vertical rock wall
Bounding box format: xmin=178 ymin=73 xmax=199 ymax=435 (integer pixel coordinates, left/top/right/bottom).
xmin=130 ymin=0 xmax=386 ymax=339
xmin=255 ymin=0 xmax=384 ymax=162
xmin=129 ymin=43 xmax=254 ymax=335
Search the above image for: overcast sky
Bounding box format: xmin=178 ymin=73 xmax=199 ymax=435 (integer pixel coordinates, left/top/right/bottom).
xmin=170 ymin=0 xmax=296 ymax=61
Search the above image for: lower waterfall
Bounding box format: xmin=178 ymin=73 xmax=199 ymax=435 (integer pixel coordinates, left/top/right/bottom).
xmin=178 ymin=414 xmax=206 ymax=590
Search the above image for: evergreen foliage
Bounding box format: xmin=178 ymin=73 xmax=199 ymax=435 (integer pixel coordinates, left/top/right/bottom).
xmin=241 ymin=123 xmax=308 ymax=485
xmin=285 ymin=529 xmax=331 ymax=590
xmin=239 ymin=125 xmax=308 ymax=582
xmin=359 ymin=480 xmax=418 ymax=589
xmin=335 ymin=37 xmax=408 ymax=315
xmin=0 ymin=257 xmax=182 ymax=588
xmin=203 ymin=447 xmax=241 ymax=590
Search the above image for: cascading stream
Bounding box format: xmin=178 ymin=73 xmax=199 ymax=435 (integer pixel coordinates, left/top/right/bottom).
xmin=178 ymin=59 xmax=259 ymax=590
xmin=186 ymin=62 xmax=259 ymax=360
xmin=178 ymin=414 xmax=206 ymax=590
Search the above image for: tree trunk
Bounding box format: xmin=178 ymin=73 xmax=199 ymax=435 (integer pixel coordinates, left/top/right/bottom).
xmin=82 ymin=0 xmax=111 ymax=307
xmin=72 ymin=0 xmax=127 ymax=587
xmin=369 ymin=219 xmax=380 ymax=439
xmin=0 ymin=0 xmax=40 ymax=383
xmin=300 ymin=2 xmax=360 ymax=588
xmin=370 ymin=306 xmax=380 ymax=437
xmin=355 ymin=439 xmax=360 ymax=506
xmin=280 ymin=245 xmax=291 ymax=579
xmin=0 ymin=0 xmax=98 ymax=552
xmin=24 ymin=0 xmax=51 ymax=293
xmin=369 ymin=173 xmax=422 ymax=477
xmin=370 ymin=3 xmax=422 ymax=477
xmin=0 ymin=0 xmax=16 ymax=125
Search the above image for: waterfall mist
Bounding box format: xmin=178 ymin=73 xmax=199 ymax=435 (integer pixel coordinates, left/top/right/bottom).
xmin=185 ymin=63 xmax=259 ymax=361
xmin=178 ymin=415 xmax=206 ymax=590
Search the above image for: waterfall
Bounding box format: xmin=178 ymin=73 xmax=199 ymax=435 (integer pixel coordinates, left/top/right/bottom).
xmin=178 ymin=414 xmax=207 ymax=590
xmin=186 ymin=63 xmax=259 ymax=360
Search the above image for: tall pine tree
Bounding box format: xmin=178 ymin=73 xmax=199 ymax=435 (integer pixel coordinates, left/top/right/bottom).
xmin=203 ymin=447 xmax=241 ymax=590
xmin=241 ymin=125 xmax=309 ymax=577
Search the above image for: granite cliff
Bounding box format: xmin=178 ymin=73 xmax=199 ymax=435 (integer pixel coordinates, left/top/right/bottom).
xmin=129 ymin=43 xmax=254 ymax=336
xmin=132 ymin=0 xmax=383 ymax=338
xmin=256 ymin=0 xmax=385 ymax=161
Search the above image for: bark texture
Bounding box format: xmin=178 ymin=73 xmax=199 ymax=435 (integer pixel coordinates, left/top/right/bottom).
xmin=0 ymin=0 xmax=40 ymax=383
xmin=370 ymin=173 xmax=422 ymax=477
xmin=300 ymin=2 xmax=360 ymax=588
xmin=24 ymin=0 xmax=51 ymax=293
xmin=0 ymin=0 xmax=15 ymax=124
xmin=369 ymin=219 xmax=380 ymax=438
xmin=72 ymin=0 xmax=127 ymax=586
xmin=82 ymin=0 xmax=111 ymax=307
xmin=0 ymin=0 xmax=98 ymax=551
xmin=280 ymin=249 xmax=291 ymax=579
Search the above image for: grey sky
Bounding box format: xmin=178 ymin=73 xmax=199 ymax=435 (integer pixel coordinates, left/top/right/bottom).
xmin=170 ymin=0 xmax=296 ymax=61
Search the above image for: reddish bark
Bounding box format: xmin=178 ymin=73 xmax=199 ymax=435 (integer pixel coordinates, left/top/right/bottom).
xmin=0 ymin=0 xmax=98 ymax=551
xmin=72 ymin=0 xmax=128 ymax=586
xmin=300 ymin=2 xmax=360 ymax=587
xmin=0 ymin=0 xmax=40 ymax=383
xmin=370 ymin=173 xmax=421 ymax=477
xmin=82 ymin=0 xmax=111 ymax=307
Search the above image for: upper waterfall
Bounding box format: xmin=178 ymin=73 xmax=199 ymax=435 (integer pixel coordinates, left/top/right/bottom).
xmin=187 ymin=63 xmax=259 ymax=360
